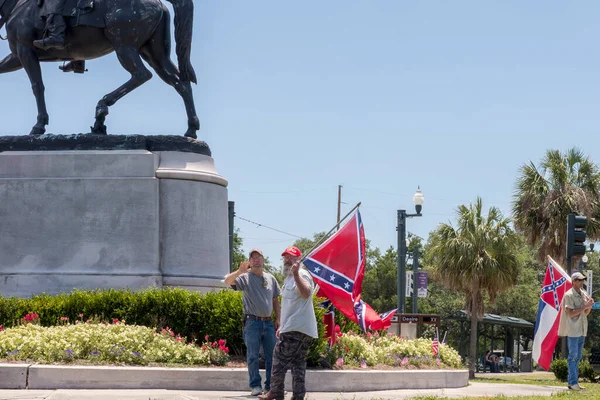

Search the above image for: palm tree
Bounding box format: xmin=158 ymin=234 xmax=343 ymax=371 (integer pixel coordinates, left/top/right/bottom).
xmin=512 ymin=148 xmax=600 ymax=265
xmin=428 ymin=197 xmax=521 ymax=379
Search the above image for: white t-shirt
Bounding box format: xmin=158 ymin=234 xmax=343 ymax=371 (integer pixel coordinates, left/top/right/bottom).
xmin=279 ymin=268 xmax=318 ymax=338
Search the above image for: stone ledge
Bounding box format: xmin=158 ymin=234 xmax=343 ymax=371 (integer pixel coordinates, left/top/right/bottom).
xmin=19 ymin=365 xmax=468 ymax=391
xmin=0 ymin=364 xmax=29 ymax=389
xmin=0 ymin=134 xmax=211 ymax=157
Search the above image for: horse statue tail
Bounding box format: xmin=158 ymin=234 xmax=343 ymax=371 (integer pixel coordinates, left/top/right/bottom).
xmin=164 ymin=0 xmax=197 ymax=84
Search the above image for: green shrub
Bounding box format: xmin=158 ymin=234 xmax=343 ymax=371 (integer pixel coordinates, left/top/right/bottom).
xmin=550 ymin=358 xmax=597 ymax=382
xmin=550 ymin=359 xmax=568 ymax=381
xmin=0 ymin=288 xmax=329 ymax=365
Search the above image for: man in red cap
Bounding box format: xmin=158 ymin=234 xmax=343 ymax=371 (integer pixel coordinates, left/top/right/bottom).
xmin=260 ymin=246 xmax=317 ymax=400
xmin=225 ymin=248 xmax=281 ymax=396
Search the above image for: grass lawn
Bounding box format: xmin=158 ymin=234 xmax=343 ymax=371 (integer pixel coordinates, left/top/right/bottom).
xmin=337 ymin=373 xmax=599 ymax=399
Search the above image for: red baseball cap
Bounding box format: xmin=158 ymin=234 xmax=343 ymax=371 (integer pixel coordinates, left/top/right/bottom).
xmin=281 ymin=246 xmax=302 ymax=257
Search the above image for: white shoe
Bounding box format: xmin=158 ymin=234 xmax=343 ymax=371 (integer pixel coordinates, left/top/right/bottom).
xmin=251 ymin=387 xmax=263 ymax=396
xmin=568 ymin=384 xmax=581 ymax=391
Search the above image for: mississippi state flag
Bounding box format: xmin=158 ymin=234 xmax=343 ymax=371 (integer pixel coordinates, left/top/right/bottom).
xmin=532 ymin=256 xmax=572 ymax=371
xmin=304 ymin=210 xmax=396 ymax=332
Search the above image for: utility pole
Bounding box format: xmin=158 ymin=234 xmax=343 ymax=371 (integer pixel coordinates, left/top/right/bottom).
xmin=337 ymin=185 xmax=342 ymax=231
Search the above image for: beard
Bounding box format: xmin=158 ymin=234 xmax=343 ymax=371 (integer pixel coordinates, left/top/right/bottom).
xmin=282 ymin=263 xmax=292 ymax=276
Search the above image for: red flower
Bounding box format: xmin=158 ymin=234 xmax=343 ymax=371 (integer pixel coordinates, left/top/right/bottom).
xmin=113 ymin=318 xmax=119 ymax=324
xmin=345 ymin=347 xmax=349 ymax=352
xmin=218 ymin=339 xmax=225 ymax=346
xmin=334 ymin=325 xmax=341 ymax=333
xmin=204 ymin=334 xmax=210 ymax=341
xmin=60 ymin=316 xmax=69 ymax=321
xmin=202 ymin=345 xmax=207 ymax=350
xmin=0 ymin=325 xmax=3 ymax=331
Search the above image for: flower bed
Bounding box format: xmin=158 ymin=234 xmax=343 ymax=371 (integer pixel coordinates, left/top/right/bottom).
xmin=0 ymin=315 xmax=229 ymax=366
xmin=326 ymin=331 xmax=462 ymax=369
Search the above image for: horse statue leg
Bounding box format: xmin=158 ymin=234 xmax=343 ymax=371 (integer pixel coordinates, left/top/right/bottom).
xmin=0 ymin=53 xmax=23 ymax=74
xmin=140 ymin=9 xmax=199 ymax=139
xmin=15 ymin=45 xmax=48 ymax=135
xmin=91 ymin=46 xmax=152 ymax=134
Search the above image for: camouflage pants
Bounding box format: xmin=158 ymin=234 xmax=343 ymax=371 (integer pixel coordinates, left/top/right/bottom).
xmin=269 ymin=331 xmax=313 ymax=400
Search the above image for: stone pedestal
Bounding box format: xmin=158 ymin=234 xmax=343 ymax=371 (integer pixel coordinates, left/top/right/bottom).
xmin=0 ymin=135 xmax=229 ymax=297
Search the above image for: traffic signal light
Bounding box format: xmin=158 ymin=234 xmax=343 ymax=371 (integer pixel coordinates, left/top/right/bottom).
xmin=566 ymin=214 xmax=587 ymax=260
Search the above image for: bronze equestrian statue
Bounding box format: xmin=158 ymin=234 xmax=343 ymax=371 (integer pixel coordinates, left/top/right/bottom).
xmin=0 ymin=0 xmax=200 ymax=138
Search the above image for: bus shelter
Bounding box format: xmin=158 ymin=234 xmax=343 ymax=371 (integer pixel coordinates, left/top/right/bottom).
xmin=448 ymin=310 xmax=534 ymax=372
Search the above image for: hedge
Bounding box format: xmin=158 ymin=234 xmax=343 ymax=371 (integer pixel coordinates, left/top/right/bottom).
xmin=0 ymin=287 xmax=327 ymax=365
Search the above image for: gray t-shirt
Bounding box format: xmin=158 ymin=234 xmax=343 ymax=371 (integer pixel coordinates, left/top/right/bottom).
xmin=234 ymin=272 xmax=281 ymax=318
xmin=279 ymin=268 xmax=318 ymax=338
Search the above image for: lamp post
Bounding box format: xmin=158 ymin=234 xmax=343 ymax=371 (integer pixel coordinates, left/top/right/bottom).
xmin=397 ymin=187 xmax=424 ymax=319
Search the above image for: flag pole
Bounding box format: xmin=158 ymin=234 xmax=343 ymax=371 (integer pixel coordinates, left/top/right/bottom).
xmin=300 ymin=202 xmax=361 ymax=262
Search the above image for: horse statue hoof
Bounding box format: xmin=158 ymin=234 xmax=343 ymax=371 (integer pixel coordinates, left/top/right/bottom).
xmin=29 ymin=127 xmax=45 ymax=136
xmin=184 ymin=131 xmax=197 ymax=139
xmin=90 ymin=125 xmax=107 ymax=135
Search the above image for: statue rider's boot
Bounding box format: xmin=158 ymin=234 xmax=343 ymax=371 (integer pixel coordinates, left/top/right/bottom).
xmin=59 ymin=60 xmax=87 ymax=74
xmin=33 ymin=14 xmax=66 ymax=50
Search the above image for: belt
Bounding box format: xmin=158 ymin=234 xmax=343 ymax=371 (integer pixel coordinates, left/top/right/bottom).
xmin=244 ymin=314 xmax=272 ymax=321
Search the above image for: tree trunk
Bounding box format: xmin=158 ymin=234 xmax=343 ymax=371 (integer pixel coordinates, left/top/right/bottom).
xmin=468 ymin=297 xmax=479 ymax=379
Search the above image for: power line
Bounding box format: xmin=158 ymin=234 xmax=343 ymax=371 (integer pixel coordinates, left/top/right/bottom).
xmin=235 ymin=215 xmax=303 ymax=239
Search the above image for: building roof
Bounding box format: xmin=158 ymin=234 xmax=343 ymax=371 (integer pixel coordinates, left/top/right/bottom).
xmin=448 ymin=310 xmax=534 ymax=328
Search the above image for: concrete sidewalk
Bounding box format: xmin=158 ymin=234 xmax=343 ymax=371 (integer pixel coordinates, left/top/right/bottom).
xmin=0 ymin=382 xmax=568 ymax=399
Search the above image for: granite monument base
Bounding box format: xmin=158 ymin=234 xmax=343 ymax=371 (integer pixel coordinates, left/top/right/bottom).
xmin=0 ymin=135 xmax=229 ymax=297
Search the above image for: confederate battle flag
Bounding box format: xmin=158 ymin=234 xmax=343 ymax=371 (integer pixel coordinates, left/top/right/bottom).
xmin=303 ymin=210 xmax=396 ymax=343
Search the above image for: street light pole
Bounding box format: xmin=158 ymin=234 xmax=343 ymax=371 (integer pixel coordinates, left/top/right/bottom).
xmin=397 ymin=210 xmax=407 ymax=314
xmin=412 ymin=245 xmax=420 ymax=314
xmin=396 ymin=187 xmax=424 ymax=332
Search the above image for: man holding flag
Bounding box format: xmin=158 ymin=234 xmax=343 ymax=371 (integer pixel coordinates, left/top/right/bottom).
xmin=558 ymin=271 xmax=594 ymax=391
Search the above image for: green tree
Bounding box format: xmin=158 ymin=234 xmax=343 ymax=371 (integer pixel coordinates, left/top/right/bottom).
xmin=428 ymin=197 xmax=522 ymax=379
xmin=362 ymin=246 xmax=398 ymax=312
xmin=512 ymin=148 xmax=600 ymax=265
xmin=231 ymin=229 xmax=246 ymax=272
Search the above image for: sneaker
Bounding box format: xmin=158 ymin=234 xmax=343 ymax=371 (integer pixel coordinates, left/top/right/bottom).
xmin=568 ymin=384 xmax=581 ymax=391
xmin=251 ymin=387 xmax=263 ymax=396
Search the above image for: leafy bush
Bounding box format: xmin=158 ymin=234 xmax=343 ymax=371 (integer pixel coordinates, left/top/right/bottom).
xmin=550 ymin=358 xmax=597 ymax=382
xmin=0 ymin=288 xmax=330 ymax=365
xmin=326 ymin=331 xmax=463 ymax=369
xmin=550 ymin=359 xmax=568 ymax=381
xmin=0 ymin=320 xmax=229 ymax=365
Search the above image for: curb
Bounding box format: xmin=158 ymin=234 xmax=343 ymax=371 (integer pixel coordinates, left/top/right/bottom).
xmin=0 ymin=364 xmax=468 ymax=391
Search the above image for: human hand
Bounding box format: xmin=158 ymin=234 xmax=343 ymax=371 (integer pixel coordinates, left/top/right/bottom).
xmin=238 ymin=260 xmax=250 ymax=274
xmin=291 ymin=261 xmax=300 ymax=276
xmin=276 ymin=328 xmax=280 ymax=338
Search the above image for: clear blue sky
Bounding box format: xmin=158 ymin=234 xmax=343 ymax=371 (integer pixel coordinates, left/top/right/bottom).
xmin=1 ymin=1 xmax=598 ymax=265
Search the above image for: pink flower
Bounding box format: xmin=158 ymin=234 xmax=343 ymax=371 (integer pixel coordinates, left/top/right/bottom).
xmin=436 ymin=358 xmax=441 ymax=365
xmin=360 ymin=360 xmax=367 ymax=368
xmin=0 ymin=325 xmax=3 ymax=331
xmin=334 ymin=325 xmax=341 ymax=333
xmin=335 ymin=357 xmax=344 ymax=367
xmin=204 ymin=334 xmax=210 ymax=341
xmin=201 ymin=345 xmax=207 ymax=351
xmin=113 ymin=318 xmax=119 ymax=324
xmin=60 ymin=316 xmax=69 ymax=321
xmin=401 ymin=357 xmax=409 ymax=366
xmin=218 ymin=339 xmax=225 ymax=346
xmin=78 ymin=313 xmax=84 ymax=318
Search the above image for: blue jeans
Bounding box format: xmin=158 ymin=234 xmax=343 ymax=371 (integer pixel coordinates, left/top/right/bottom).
xmin=567 ymin=336 xmax=585 ymax=386
xmin=243 ymin=319 xmax=276 ymax=390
